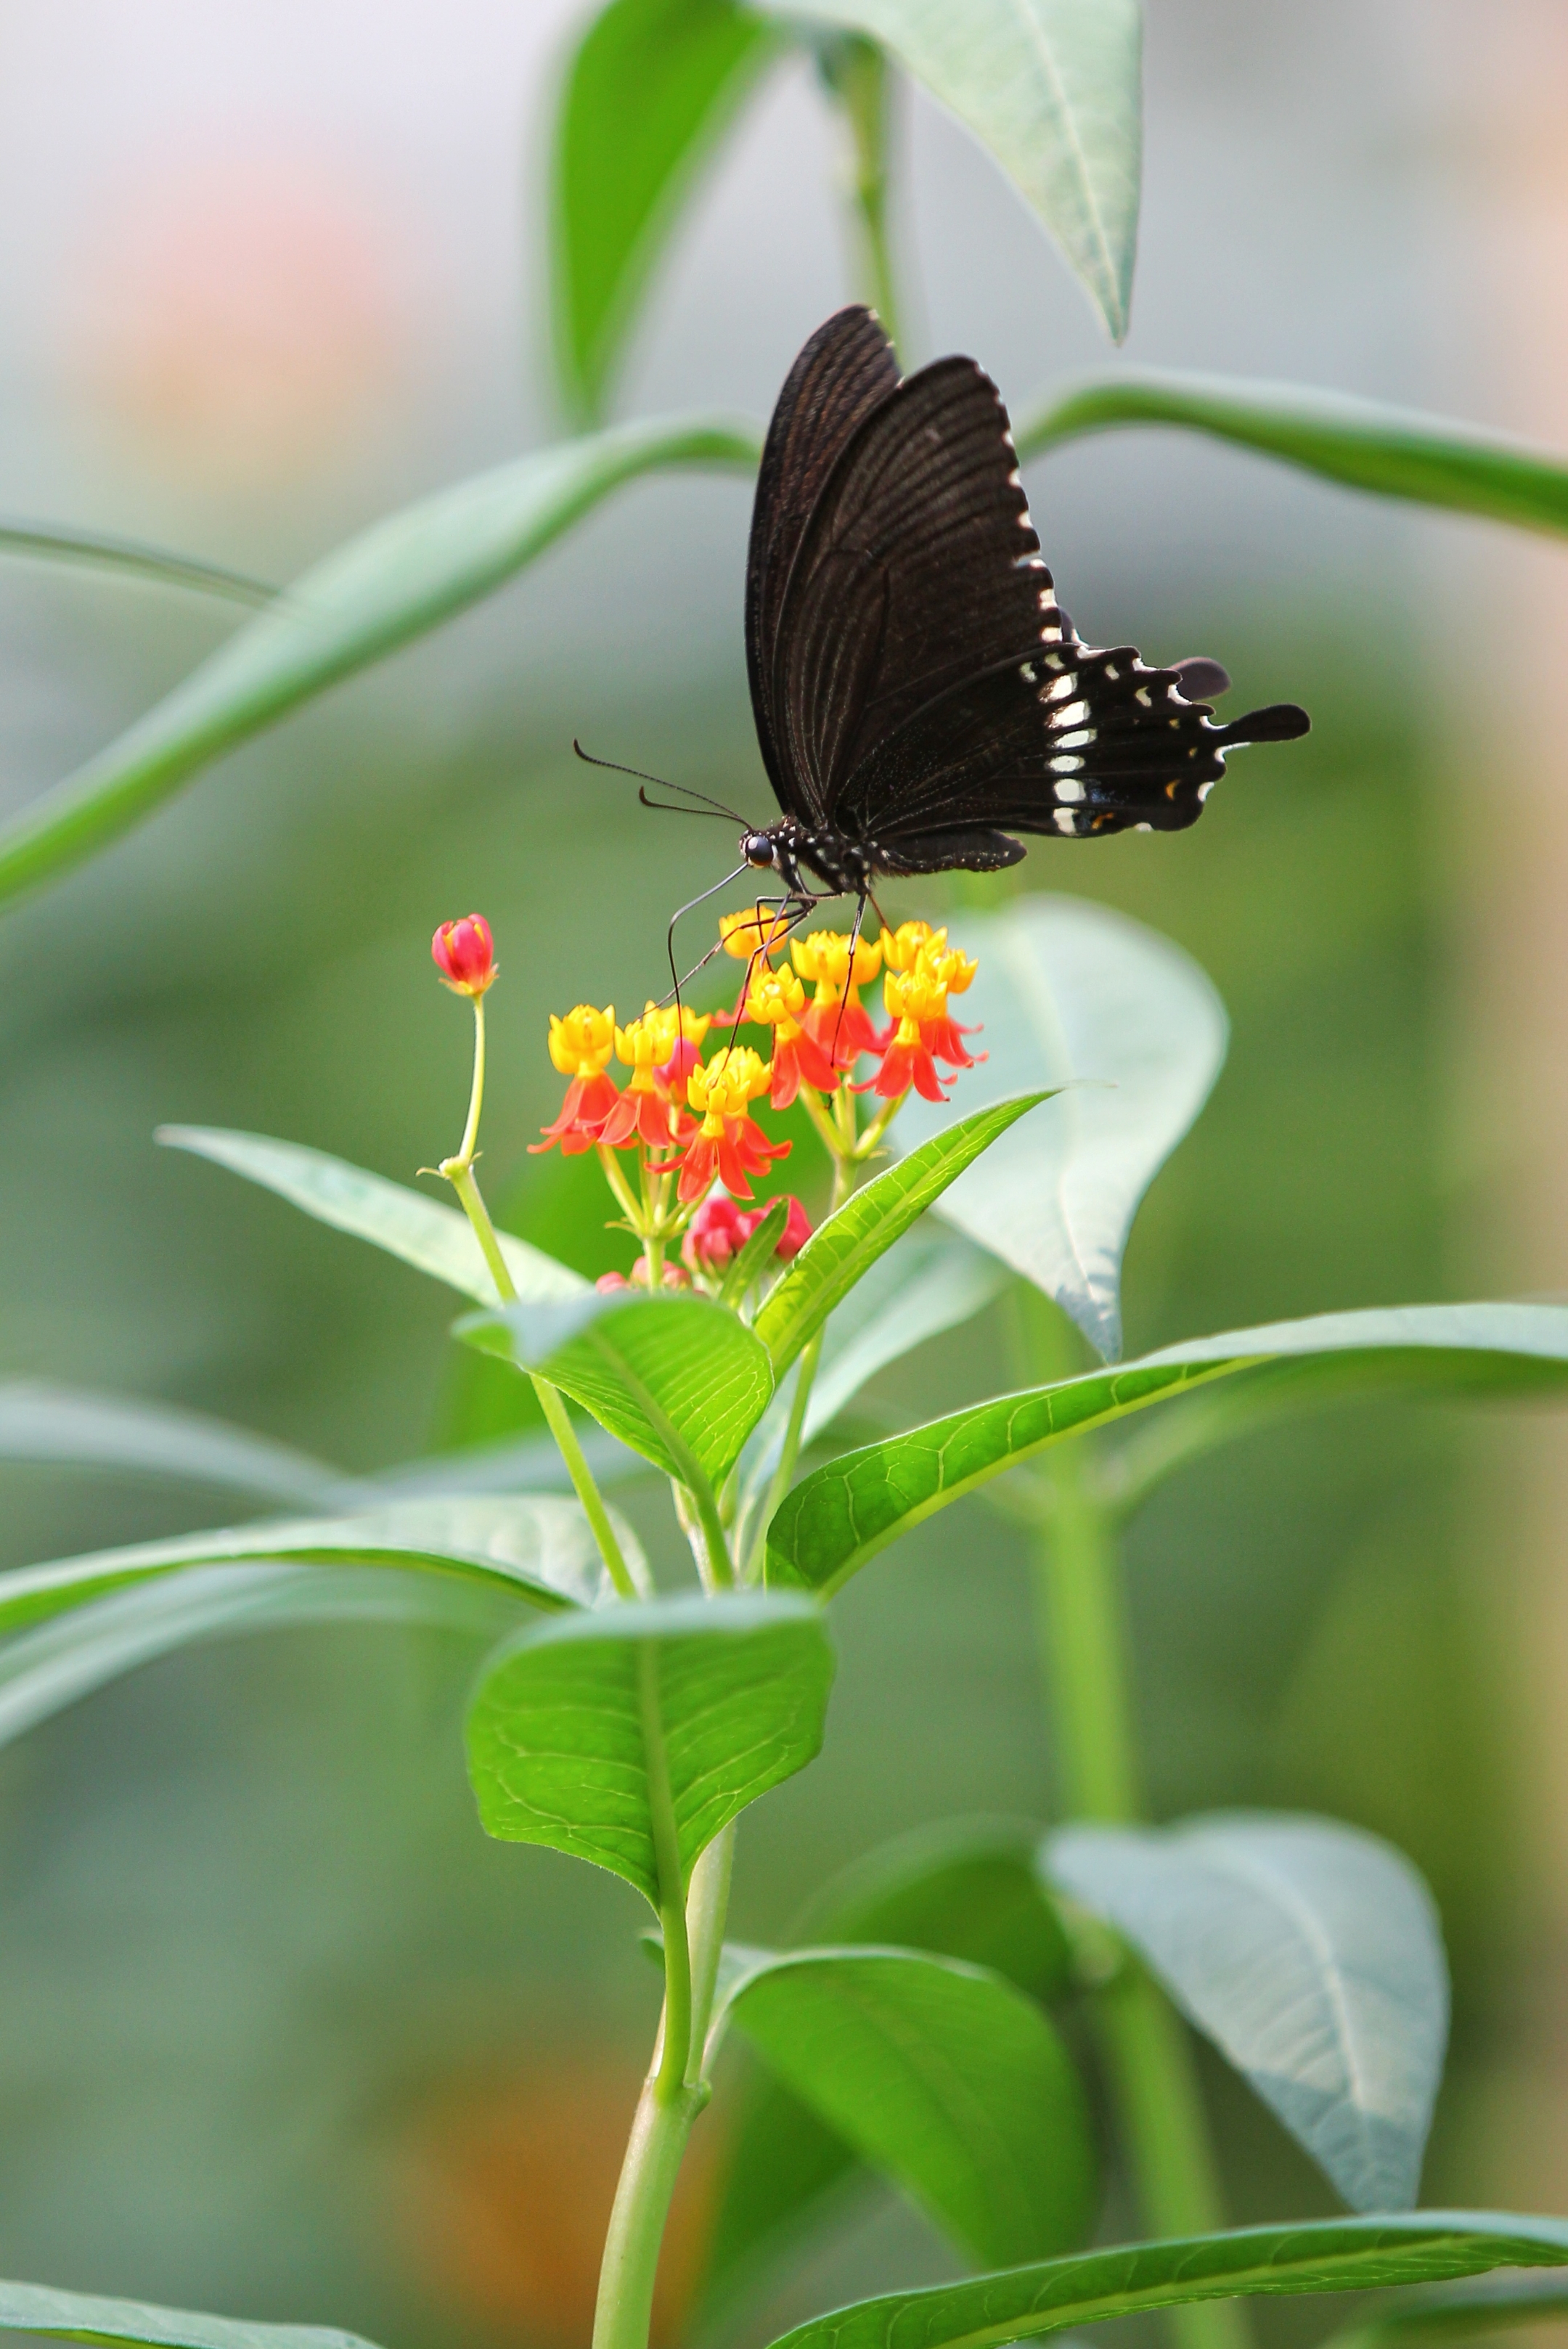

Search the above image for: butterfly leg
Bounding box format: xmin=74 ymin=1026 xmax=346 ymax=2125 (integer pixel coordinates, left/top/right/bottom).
xmin=663 ymin=860 xmax=752 ymax=1022
xmin=828 ymin=888 xmax=872 ymax=1069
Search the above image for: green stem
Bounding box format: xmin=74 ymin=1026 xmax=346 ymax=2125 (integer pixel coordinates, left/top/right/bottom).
xmin=742 ymin=1139 xmax=857 ymax=1581
xmin=444 ymin=1159 xmax=515 ymax=1307
xmin=459 ymin=994 xmax=487 ymax=1165
xmin=1024 ymin=1294 xmax=1249 ymax=2349
xmin=531 ymin=1373 xmax=642 ymax=1600
xmin=818 ymin=35 xmax=902 ymax=352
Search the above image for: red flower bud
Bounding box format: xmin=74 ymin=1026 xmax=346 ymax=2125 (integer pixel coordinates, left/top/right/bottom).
xmin=432 ymin=914 xmax=497 ymax=997
xmin=683 ymin=1193 xmax=751 ymax=1272
xmin=773 ymin=1196 xmax=813 ymax=1259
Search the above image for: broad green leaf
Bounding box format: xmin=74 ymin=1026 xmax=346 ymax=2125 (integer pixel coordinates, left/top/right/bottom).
xmin=888 ymin=899 xmax=1227 ymax=1362
xmin=460 ymin=1291 xmax=773 ymax=1488
xmin=1047 ymin=1813 xmax=1449 ymax=2213
xmin=0 ymin=520 xmax=275 ymax=605
xmin=0 ymin=1378 xmax=346 ymax=1506
xmin=465 ymin=1592 xmax=834 ymax=1902
xmin=159 ymin=1126 xmax=586 ymax=1307
xmin=0 ymin=414 xmax=760 ymax=910
xmin=719 ymin=1945 xmax=1096 ymax=2268
xmin=0 ymin=1562 xmax=530 ymax=1753
xmin=738 ymin=1230 xmax=1009 ymax=1523
xmin=1322 ymin=2273 xmax=1568 ymax=2349
xmin=761 ymin=2213 xmax=1568 ymax=2349
xmin=754 ymin=1092 xmax=1051 ymax=1377
xmin=0 ymin=1495 xmax=628 ymax=1635
xmin=767 ymin=0 xmax=1142 ymax=341
xmin=0 ymin=2278 xmax=380 ymax=2349
xmin=1018 ymin=370 xmax=1568 ymax=539
xmin=708 ymin=1817 xmax=1073 ymax=2303
xmin=554 ymin=0 xmax=780 ymax=420
xmin=767 ymin=1302 xmax=1568 ymax=1596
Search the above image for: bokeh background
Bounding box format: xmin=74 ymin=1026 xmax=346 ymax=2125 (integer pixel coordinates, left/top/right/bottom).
xmin=1 ymin=2 xmax=1566 ymax=2345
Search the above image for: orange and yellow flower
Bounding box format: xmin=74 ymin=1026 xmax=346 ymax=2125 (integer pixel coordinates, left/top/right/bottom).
xmin=792 ymin=927 xmax=884 ymax=1069
xmin=676 ymin=1045 xmax=791 ymax=1203
xmin=862 ymin=940 xmax=983 ymax=1104
xmin=599 ymin=1009 xmax=683 ymax=1151
xmin=531 ymin=1002 xmax=619 ymax=1153
xmin=740 ymin=963 xmax=840 ymax=1106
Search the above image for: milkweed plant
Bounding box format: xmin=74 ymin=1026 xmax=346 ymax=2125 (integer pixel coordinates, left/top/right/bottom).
xmin=7 ymin=11 xmax=1568 ymax=2349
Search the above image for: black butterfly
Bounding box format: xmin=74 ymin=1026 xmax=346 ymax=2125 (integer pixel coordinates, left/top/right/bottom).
xmin=587 ymin=305 xmax=1309 ymax=955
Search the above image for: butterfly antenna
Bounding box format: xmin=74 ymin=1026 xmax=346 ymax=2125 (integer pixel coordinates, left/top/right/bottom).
xmin=573 ymin=740 xmax=751 ymax=825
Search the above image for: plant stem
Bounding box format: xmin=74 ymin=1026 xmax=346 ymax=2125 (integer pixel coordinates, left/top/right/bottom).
xmin=532 ymin=1374 xmax=642 ymax=1600
xmin=1024 ymin=1293 xmax=1249 ymax=2349
xmin=819 ymin=35 xmax=902 ymax=353
xmin=445 ymin=1159 xmax=515 ymax=1305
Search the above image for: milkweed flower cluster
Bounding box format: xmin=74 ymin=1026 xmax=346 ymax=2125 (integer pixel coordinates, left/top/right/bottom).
xmin=525 ymin=906 xmax=984 ymax=1291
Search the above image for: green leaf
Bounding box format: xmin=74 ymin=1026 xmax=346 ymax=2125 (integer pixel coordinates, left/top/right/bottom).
xmin=761 ymin=2213 xmax=1568 ymax=2349
xmin=0 ymin=1378 xmax=346 ymax=1506
xmin=707 ymin=1817 xmax=1074 ymax=2303
xmin=0 ymin=2278 xmax=380 ymax=2349
xmin=1017 ymin=370 xmax=1568 ymax=539
xmin=158 ymin=1126 xmax=587 ymax=1307
xmin=887 ymin=899 xmax=1227 ymax=1362
xmin=1322 ymin=2273 xmax=1568 ymax=2349
xmin=738 ymin=1230 xmax=1008 ymax=1522
xmin=767 ymin=1302 xmax=1568 ymax=1596
xmin=754 ymin=1092 xmax=1051 ymax=1377
xmin=1047 ymin=1813 xmax=1449 ymax=2214
xmin=720 ymin=1945 xmax=1096 ymax=2267
xmin=0 ymin=414 xmax=760 ymax=910
xmin=554 ymin=0 xmax=780 ymax=420
xmin=764 ymin=0 xmax=1142 ymax=341
xmin=460 ymin=1291 xmax=774 ymax=1488
xmin=0 ymin=519 xmax=276 ymax=606
xmin=720 ymin=1196 xmax=791 ymax=1308
xmin=465 ymin=1592 xmax=834 ymax=1901
xmin=0 ymin=1494 xmax=626 ymax=1635
xmin=0 ymin=1561 xmax=531 ymax=1754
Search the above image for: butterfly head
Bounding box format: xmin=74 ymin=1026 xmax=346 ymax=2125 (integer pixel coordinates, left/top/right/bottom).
xmin=741 ymin=830 xmax=778 ymax=870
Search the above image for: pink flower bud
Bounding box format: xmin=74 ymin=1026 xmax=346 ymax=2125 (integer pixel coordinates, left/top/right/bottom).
xmin=595 ymin=1270 xmax=631 ymax=1293
xmin=773 ymin=1196 xmax=813 ymax=1259
xmin=682 ymin=1193 xmax=751 ymax=1272
xmin=432 ymin=914 xmax=497 ymax=997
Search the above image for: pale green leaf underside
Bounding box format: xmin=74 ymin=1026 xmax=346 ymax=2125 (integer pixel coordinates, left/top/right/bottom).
xmin=761 ymin=2213 xmax=1568 ymax=2349
xmin=767 ymin=0 xmax=1142 ymax=340
xmin=1322 ymin=2272 xmax=1568 ymax=2349
xmin=554 ymin=0 xmax=780 ymax=419
xmin=723 ymin=1945 xmax=1096 ymax=2267
xmin=158 ymin=1126 xmax=585 ymax=1307
xmin=0 ymin=2277 xmax=378 ymax=2349
xmin=888 ymin=899 xmax=1226 ymax=1361
xmin=1048 ymin=1813 xmax=1449 ymax=2214
xmin=0 ymin=1378 xmax=346 ymax=1506
xmin=755 ymin=1092 xmax=1051 ymax=1377
xmin=0 ymin=414 xmax=760 ymax=909
xmin=465 ymin=1593 xmax=835 ymax=1903
xmin=461 ymin=1291 xmax=774 ymax=1488
xmin=0 ymin=1495 xmax=626 ymax=1637
xmin=767 ymin=1302 xmax=1568 ymax=1596
xmin=0 ymin=520 xmax=275 ymax=606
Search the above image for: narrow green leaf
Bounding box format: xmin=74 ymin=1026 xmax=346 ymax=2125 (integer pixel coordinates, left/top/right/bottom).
xmin=1322 ymin=2273 xmax=1568 ymax=2349
xmin=762 ymin=2213 xmax=1568 ymax=2349
xmin=720 ymin=1196 xmax=791 ymax=1308
xmin=1048 ymin=1814 xmax=1449 ymax=2214
xmin=754 ymin=1092 xmax=1050 ymax=1377
xmin=0 ymin=520 xmax=276 ymax=605
xmin=465 ymin=1592 xmax=834 ymax=1901
xmin=0 ymin=1495 xmax=627 ymax=1635
xmin=0 ymin=1379 xmax=346 ymax=1506
xmin=1017 ymin=370 xmax=1568 ymax=539
xmin=0 ymin=1563 xmax=531 ymax=1754
xmin=767 ymin=1302 xmax=1568 ymax=1596
xmin=707 ymin=1817 xmax=1074 ymax=2303
xmin=888 ymin=899 xmax=1227 ymax=1361
xmin=460 ymin=1291 xmax=774 ymax=1487
xmin=764 ymin=0 xmax=1142 ymax=340
xmin=158 ymin=1126 xmax=586 ymax=1307
xmin=722 ymin=1945 xmax=1096 ymax=2267
xmin=0 ymin=2279 xmax=380 ymax=2349
xmin=0 ymin=414 xmax=760 ymax=910
xmin=554 ymin=0 xmax=780 ymax=420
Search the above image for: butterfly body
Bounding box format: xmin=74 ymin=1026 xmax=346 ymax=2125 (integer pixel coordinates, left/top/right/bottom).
xmin=737 ymin=306 xmax=1309 ymax=907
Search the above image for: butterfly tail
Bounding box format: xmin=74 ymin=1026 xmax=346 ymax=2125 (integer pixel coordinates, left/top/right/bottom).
xmin=1214 ymin=702 xmax=1311 ymax=746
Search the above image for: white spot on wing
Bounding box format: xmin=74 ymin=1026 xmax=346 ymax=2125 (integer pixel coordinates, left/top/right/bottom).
xmin=1051 ymin=753 xmax=1085 ymax=773
xmin=1050 ymin=697 xmax=1089 ymax=725
xmin=1197 ymin=780 xmax=1214 ymax=801
xmin=1054 ymin=776 xmax=1085 ymax=804
xmin=1135 ymin=687 xmax=1152 ymax=707
xmin=1055 ymin=728 xmax=1095 ymax=749
xmin=1018 ymin=662 xmax=1037 ymax=684
xmin=1053 ymin=809 xmax=1077 ymax=836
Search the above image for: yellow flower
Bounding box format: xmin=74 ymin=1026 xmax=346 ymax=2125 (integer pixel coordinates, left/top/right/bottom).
xmin=922 ymin=943 xmax=978 ymax=997
xmin=744 ymin=964 xmax=809 ymax=1031
xmin=638 ymin=1000 xmax=711 ymax=1059
xmin=687 ymin=1045 xmax=773 ymax=1131
xmin=883 ymin=963 xmax=950 ymax=1027
xmin=614 ymin=1011 xmax=668 ymax=1088
xmin=547 ymin=1003 xmax=616 ymax=1078
xmin=792 ymin=928 xmax=883 ymax=994
xmin=720 ymin=907 xmax=791 ymax=961
xmin=881 ymin=920 xmax=945 ymax=973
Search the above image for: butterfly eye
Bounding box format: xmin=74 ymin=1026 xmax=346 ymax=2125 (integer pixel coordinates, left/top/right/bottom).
xmin=742 ymin=833 xmax=777 ymax=869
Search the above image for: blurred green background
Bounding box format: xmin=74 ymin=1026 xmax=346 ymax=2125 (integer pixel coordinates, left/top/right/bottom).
xmin=0 ymin=5 xmax=1560 ymax=2349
